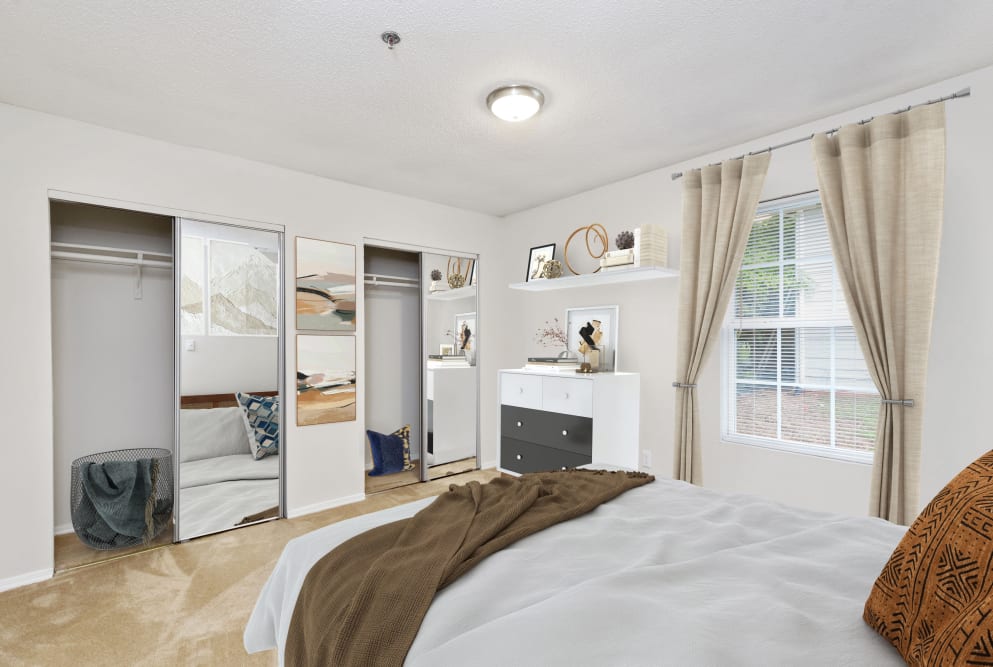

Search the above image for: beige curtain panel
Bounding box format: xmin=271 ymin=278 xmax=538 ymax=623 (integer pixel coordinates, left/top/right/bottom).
xmin=673 ymin=153 xmax=771 ymax=484
xmin=813 ymin=103 xmax=946 ymax=525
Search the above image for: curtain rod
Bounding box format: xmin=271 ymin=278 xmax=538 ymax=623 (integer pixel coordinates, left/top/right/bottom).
xmin=670 ymin=86 xmax=970 ymax=181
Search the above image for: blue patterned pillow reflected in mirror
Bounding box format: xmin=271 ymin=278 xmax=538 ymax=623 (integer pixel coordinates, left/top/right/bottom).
xmin=235 ymin=392 xmax=280 ymax=460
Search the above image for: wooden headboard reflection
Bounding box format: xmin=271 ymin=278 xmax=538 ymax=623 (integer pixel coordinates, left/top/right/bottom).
xmin=180 ymin=391 xmax=278 ymax=409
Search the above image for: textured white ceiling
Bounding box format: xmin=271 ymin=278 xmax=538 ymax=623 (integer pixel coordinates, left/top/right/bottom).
xmin=1 ymin=1 xmax=993 ymax=216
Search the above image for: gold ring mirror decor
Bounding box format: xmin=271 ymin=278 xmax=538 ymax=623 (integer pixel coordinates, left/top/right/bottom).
xmin=563 ymin=224 xmax=608 ymax=275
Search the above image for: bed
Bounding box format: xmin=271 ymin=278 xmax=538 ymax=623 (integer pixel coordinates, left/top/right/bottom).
xmin=245 ymin=473 xmax=906 ymax=665
xmin=178 ymin=395 xmax=280 ymax=538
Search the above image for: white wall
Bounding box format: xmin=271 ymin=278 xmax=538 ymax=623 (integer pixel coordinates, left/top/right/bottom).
xmin=502 ymin=64 xmax=993 ymax=517
xmin=0 ymin=101 xmax=509 ymax=587
xmin=179 ymin=336 xmax=278 ymax=395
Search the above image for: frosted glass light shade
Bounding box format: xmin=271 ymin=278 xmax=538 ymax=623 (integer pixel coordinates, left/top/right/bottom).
xmin=487 ymin=85 xmax=544 ymax=122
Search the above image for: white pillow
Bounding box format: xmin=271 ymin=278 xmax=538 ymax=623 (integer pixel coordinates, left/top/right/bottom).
xmin=179 ymin=407 xmax=254 ymax=462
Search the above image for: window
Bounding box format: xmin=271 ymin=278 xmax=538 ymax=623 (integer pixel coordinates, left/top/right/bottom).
xmin=722 ymin=194 xmax=879 ymax=462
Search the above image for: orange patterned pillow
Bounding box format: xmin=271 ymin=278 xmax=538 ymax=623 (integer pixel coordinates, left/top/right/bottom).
xmin=864 ymin=450 xmax=993 ymax=665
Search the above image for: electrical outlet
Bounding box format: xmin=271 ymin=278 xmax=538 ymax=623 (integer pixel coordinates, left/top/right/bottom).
xmin=641 ymin=449 xmax=652 ymax=469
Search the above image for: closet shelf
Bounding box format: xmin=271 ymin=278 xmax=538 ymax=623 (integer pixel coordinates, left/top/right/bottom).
xmin=50 ymin=242 xmax=173 ymax=268
xmin=364 ymin=273 xmax=419 ymax=289
xmin=427 ymin=285 xmax=476 ymax=301
xmin=508 ymin=265 xmax=678 ymax=291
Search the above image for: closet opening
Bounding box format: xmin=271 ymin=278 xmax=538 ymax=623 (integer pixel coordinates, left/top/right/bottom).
xmin=363 ymin=243 xmax=480 ymax=494
xmin=50 ymin=200 xmax=175 ymax=571
xmin=364 ymin=246 xmax=423 ymax=494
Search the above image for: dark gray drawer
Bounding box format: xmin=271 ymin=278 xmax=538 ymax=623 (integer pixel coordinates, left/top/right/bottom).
xmin=500 ymin=437 xmax=592 ymax=474
xmin=501 ymin=405 xmax=592 ymax=456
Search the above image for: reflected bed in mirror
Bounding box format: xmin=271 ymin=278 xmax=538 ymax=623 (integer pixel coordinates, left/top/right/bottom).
xmin=178 ymin=392 xmax=280 ymax=539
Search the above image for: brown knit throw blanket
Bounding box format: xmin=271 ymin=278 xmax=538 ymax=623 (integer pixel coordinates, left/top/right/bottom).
xmin=285 ymin=469 xmax=654 ymax=666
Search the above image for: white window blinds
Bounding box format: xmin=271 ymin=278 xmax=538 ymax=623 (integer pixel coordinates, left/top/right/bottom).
xmin=723 ymin=194 xmax=879 ymax=460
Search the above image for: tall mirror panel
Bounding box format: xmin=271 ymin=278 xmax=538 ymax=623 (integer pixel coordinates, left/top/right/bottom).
xmin=422 ymin=253 xmax=479 ymax=480
xmin=176 ymin=218 xmax=283 ymax=541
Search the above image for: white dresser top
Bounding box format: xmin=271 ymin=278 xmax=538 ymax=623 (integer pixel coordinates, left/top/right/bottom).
xmin=499 ymin=368 xmax=639 ymax=378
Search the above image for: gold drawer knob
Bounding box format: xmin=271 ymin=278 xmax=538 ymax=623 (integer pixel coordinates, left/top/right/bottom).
xmin=516 ymin=421 xmax=523 ymax=427
xmin=561 ymin=430 xmax=568 ymax=436
xmin=515 ymin=454 xmax=523 ymax=461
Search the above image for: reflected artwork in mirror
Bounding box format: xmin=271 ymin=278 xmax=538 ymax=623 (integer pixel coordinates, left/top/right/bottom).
xmin=176 ymin=219 xmax=283 ymax=541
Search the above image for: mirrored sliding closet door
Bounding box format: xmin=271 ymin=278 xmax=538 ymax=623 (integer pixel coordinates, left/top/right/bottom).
xmin=422 ymin=252 xmax=479 ymax=481
xmin=175 ymin=218 xmax=284 ymax=541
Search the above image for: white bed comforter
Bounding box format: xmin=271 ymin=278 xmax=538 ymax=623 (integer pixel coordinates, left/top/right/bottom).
xmin=180 ymin=454 xmax=280 ymax=489
xmin=179 ymin=455 xmax=280 ymax=538
xmin=245 ymin=477 xmax=906 ymax=666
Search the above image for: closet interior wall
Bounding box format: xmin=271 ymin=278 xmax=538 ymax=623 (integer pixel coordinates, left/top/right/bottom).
xmin=50 ymin=201 xmax=174 ymax=536
xmin=363 ymin=246 xmax=422 ymax=482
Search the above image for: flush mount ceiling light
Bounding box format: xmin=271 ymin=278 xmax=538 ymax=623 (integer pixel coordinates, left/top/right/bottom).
xmin=486 ymin=85 xmax=545 ymax=122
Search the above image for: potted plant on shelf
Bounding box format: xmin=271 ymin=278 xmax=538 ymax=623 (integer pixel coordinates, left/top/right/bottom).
xmin=429 ymin=269 xmax=444 ymax=293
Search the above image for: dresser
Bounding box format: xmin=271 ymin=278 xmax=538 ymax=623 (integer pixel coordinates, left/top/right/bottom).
xmin=498 ymin=369 xmax=639 ymax=475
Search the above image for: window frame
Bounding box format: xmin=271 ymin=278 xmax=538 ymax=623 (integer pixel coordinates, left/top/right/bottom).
xmin=719 ymin=193 xmax=876 ymax=465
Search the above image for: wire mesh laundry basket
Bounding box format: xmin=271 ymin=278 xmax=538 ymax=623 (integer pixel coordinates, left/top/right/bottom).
xmin=70 ymin=448 xmax=173 ymax=550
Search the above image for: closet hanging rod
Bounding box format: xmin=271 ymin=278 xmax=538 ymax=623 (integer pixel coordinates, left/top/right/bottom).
xmin=50 ymin=251 xmax=173 ymax=269
xmin=51 ymin=241 xmax=172 ymax=259
xmin=50 ymin=242 xmax=173 ymax=269
xmin=363 ymin=273 xmax=419 ymax=289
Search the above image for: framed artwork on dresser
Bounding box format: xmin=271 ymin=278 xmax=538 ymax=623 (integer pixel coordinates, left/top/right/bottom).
xmin=566 ymin=305 xmax=619 ymax=372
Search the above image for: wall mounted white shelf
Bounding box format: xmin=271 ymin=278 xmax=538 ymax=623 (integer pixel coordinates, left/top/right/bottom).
xmin=427 ymin=285 xmax=476 ymax=301
xmin=508 ymin=265 xmax=678 ymax=291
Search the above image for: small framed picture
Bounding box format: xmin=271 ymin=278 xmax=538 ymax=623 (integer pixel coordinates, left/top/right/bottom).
xmin=566 ymin=305 xmax=619 ymax=371
xmin=527 ymin=244 xmax=556 ymax=282
xmin=454 ymin=312 xmax=476 ymax=353
xmin=439 ymin=343 xmax=455 ymax=356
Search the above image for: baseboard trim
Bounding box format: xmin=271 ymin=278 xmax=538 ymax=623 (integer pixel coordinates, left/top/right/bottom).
xmin=287 ymin=493 xmax=366 ymax=519
xmin=54 ymin=522 xmax=73 ymax=536
xmin=0 ymin=568 xmax=52 ymax=593
xmin=481 ymin=460 xmax=497 ymax=470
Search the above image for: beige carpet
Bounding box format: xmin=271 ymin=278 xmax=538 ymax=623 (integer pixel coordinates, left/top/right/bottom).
xmin=0 ymin=469 xmax=499 ymax=666
xmin=428 ymin=456 xmax=477 ymax=481
xmin=364 ymin=466 xmax=420 ymax=495
xmin=54 ymin=520 xmax=176 ymax=572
